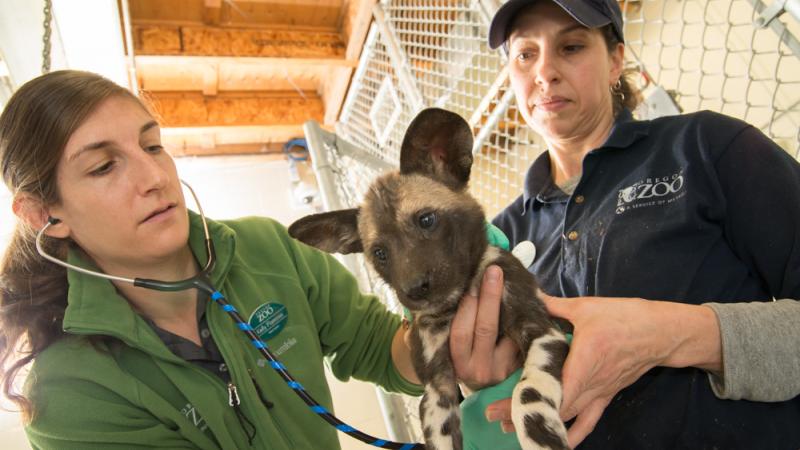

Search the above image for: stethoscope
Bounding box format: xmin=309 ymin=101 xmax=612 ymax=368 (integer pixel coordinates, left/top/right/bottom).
xmin=36 ymin=181 xmax=423 ymax=450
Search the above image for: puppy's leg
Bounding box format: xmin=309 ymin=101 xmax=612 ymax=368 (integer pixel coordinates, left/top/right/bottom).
xmin=513 ymin=329 xmax=569 ymax=450
xmin=414 ymin=324 xmax=462 ymax=450
xmin=419 ymin=372 xmax=461 ymax=450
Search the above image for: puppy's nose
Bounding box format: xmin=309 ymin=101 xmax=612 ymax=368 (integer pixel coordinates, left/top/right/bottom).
xmin=405 ymin=279 xmax=430 ymax=300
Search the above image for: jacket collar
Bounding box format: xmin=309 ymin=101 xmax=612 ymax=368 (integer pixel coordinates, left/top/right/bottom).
xmin=521 ymin=109 xmax=650 ymax=213
xmin=61 ymin=211 xmax=236 ymax=355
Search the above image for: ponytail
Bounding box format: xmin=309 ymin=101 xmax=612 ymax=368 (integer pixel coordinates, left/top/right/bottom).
xmin=0 ymin=225 xmax=68 ymax=421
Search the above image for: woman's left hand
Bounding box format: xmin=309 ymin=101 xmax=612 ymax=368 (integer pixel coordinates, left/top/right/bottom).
xmin=450 ymin=265 xmax=520 ymax=392
xmin=538 ymin=293 xmax=722 ymax=448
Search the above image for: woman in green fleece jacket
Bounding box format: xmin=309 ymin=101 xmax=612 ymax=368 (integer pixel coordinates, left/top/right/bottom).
xmin=0 ymin=70 xmax=443 ymax=449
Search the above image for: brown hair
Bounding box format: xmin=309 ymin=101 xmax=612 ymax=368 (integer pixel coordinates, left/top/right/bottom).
xmin=0 ymin=70 xmax=140 ymax=421
xmin=600 ymin=24 xmax=642 ymax=116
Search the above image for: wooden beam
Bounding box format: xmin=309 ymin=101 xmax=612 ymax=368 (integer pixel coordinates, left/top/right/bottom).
xmin=169 ymin=144 xmax=290 ymax=158
xmin=322 ymin=66 xmax=353 ymax=125
xmin=145 ymin=91 xmax=324 ymax=127
xmin=136 ymin=56 xmax=357 ymax=94
xmin=322 ymin=0 xmax=375 ymax=125
xmin=201 ymin=62 xmax=218 ymax=95
xmin=162 ymin=124 xmax=307 ymax=145
xmin=341 ymin=0 xmax=376 ymax=60
xmin=130 ymin=0 xmax=344 ymax=31
xmin=162 ymin=124 xmax=307 ymax=156
xmin=135 ymin=55 xmax=357 ymax=68
xmin=133 ymin=24 xmax=346 ymax=58
xmin=203 ymin=0 xmax=223 ymax=26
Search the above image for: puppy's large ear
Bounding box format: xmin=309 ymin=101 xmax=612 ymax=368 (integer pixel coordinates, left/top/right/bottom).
xmin=288 ymin=208 xmax=363 ymax=254
xmin=399 ymin=107 xmax=473 ymax=191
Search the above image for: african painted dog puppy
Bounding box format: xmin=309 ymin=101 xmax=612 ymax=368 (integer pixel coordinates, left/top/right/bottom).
xmin=288 ymin=108 xmax=569 ymax=450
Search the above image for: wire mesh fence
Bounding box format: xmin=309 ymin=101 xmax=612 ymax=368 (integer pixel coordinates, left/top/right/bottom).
xmin=321 ymin=0 xmax=800 ymax=442
xmin=624 ymin=0 xmax=800 ymax=156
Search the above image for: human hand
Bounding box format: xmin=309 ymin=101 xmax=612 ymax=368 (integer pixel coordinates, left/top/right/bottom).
xmin=484 ymin=397 xmax=514 ymax=433
xmin=538 ymin=293 xmax=721 ymax=448
xmin=481 ymin=295 xmax=659 ymax=440
xmin=450 ymin=265 xmax=519 ymax=392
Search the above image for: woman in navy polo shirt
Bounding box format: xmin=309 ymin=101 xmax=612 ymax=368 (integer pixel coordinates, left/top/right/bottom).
xmin=449 ymin=0 xmax=800 ymax=448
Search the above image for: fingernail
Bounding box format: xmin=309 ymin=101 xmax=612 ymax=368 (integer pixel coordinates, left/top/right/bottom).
xmin=486 ymin=266 xmax=501 ymax=282
xmin=468 ymin=286 xmax=478 ymax=297
xmin=500 ymin=421 xmax=514 ymax=433
xmin=485 ymin=409 xmax=500 ymax=422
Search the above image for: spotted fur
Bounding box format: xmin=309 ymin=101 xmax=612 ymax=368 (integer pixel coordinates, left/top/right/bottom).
xmin=289 ymin=108 xmax=569 ymax=450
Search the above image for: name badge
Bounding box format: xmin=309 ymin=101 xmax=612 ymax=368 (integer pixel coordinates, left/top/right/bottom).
xmin=248 ymin=302 xmax=288 ymax=341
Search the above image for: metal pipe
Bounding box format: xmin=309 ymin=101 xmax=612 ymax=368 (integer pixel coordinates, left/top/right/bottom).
xmin=786 ymin=0 xmax=800 ymax=22
xmin=471 ymin=87 xmax=515 ymax=155
xmin=303 ymin=120 xmax=345 ymax=212
xmin=750 ymin=0 xmax=800 ymax=59
xmin=755 ymin=0 xmax=800 ymax=26
xmin=119 ymin=0 xmax=139 ymax=95
xmin=375 ymin=391 xmax=418 ymax=443
xmin=336 ymin=138 xmax=395 ymax=173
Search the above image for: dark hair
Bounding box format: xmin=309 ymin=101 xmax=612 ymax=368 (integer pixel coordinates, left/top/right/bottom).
xmin=0 ymin=70 xmax=142 ymax=421
xmin=600 ymin=24 xmax=641 ymax=116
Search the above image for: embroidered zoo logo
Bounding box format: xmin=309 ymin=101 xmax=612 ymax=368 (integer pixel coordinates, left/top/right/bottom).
xmin=616 ymin=170 xmax=686 ymax=214
xmin=181 ymin=402 xmax=209 ymax=432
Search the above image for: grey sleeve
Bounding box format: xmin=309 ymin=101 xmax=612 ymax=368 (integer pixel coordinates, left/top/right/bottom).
xmin=703 ymin=299 xmax=800 ymax=401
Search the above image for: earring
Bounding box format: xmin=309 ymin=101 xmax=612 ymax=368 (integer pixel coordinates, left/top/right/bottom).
xmin=610 ymin=79 xmax=625 ymax=102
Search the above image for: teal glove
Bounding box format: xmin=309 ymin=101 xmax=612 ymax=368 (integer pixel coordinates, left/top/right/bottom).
xmin=461 ymin=369 xmax=523 ymax=449
xmin=485 ymin=222 xmax=510 ymax=251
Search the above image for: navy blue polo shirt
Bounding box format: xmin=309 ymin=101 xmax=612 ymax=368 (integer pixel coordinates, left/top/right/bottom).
xmin=493 ymin=109 xmax=800 ymax=449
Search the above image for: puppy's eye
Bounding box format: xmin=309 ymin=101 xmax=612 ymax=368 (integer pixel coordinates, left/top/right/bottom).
xmin=418 ymin=211 xmax=437 ymax=230
xmin=373 ymin=247 xmax=388 ymax=262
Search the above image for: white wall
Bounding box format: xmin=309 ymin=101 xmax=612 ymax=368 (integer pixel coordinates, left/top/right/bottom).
xmin=0 ymin=0 xmax=54 ymax=87
xmin=0 ymin=0 xmax=128 ymax=91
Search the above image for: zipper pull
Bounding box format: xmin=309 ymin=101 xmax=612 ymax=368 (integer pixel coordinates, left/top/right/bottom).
xmin=227 ymin=381 xmax=256 ymax=445
xmin=227 ymin=382 xmax=240 ymax=407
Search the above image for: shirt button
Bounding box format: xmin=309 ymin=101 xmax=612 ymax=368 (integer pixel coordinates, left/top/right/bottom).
xmin=567 ymin=231 xmax=579 ymax=241
xmin=574 ymin=195 xmax=585 ymax=204
xmin=200 ymin=328 xmax=211 ymax=339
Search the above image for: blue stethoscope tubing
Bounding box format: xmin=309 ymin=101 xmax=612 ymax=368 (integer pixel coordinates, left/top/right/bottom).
xmin=35 ymin=181 xmax=424 ymax=450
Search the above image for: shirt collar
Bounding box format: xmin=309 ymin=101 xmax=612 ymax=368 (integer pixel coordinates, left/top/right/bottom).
xmin=62 ymin=210 xmax=236 ymax=354
xmin=601 ymin=108 xmax=651 ymax=149
xmin=520 ymin=109 xmax=650 ymax=213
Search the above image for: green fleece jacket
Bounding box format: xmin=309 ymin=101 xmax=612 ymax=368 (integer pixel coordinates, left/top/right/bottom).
xmin=25 ymin=213 xmax=422 ymax=449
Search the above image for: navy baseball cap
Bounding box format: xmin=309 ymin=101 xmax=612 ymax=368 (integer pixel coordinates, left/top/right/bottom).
xmin=488 ymin=0 xmax=625 ymax=49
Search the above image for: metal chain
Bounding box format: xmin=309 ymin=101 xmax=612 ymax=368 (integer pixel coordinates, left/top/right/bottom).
xmin=42 ymin=0 xmax=52 ymax=74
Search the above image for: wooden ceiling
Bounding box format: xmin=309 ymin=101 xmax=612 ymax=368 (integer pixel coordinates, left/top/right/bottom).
xmin=127 ymin=0 xmax=375 ymax=156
